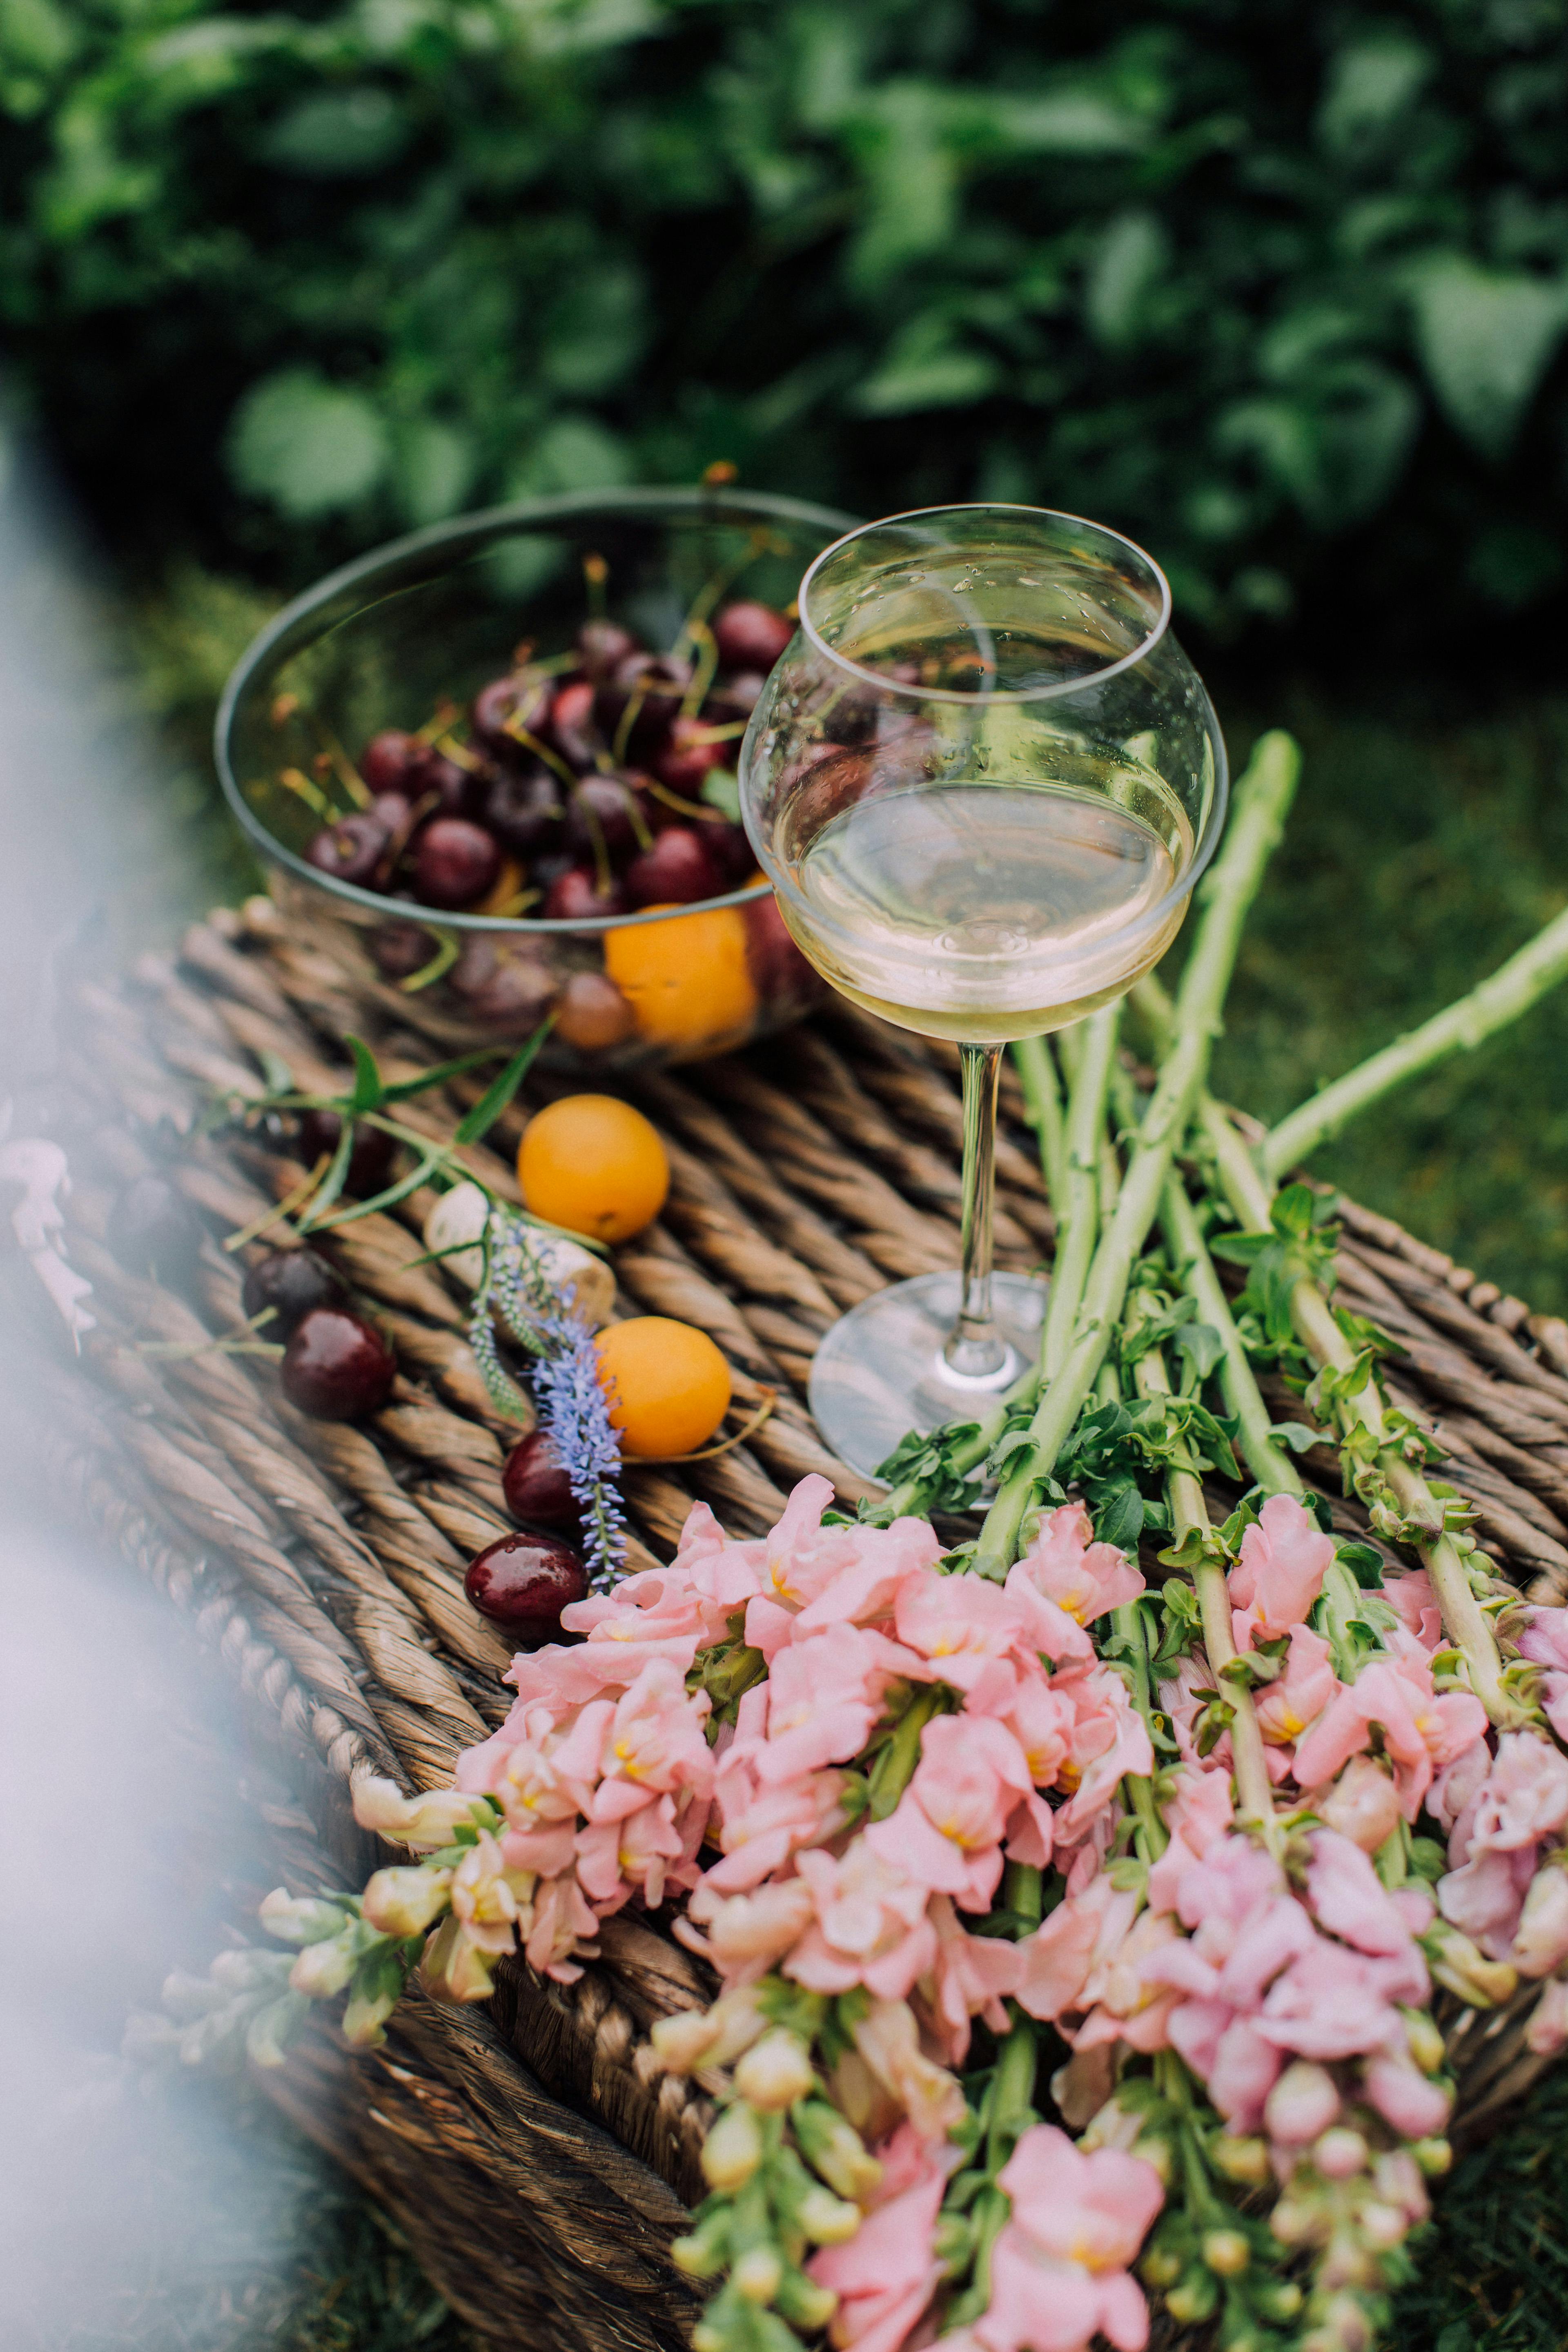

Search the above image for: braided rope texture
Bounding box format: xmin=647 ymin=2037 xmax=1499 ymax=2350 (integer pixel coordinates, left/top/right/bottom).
xmin=28 ymin=895 xmax=1568 ymax=2346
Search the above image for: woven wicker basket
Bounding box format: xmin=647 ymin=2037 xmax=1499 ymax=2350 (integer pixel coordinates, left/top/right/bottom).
xmin=27 ymin=897 xmax=1568 ymax=2349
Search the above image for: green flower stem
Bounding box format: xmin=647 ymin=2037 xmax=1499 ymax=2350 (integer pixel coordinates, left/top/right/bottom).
xmin=1114 ymin=1601 xmax=1170 ymax=1862
xmin=1041 ymin=1004 xmax=1120 ymax=1381
xmin=985 ymin=2009 xmax=1040 ymax=2174
xmin=1003 ymin=1859 xmax=1044 ymax=1930
xmin=1010 ymin=1034 xmax=1067 ymax=1209
xmin=1261 ymin=899 xmax=1568 ymax=1184
xmin=1158 ymin=1174 xmax=1306 ymax=1501
xmin=972 ymin=733 xmax=1301 ymax=1578
xmin=1200 ymin=1098 xmax=1520 ymax=1728
xmin=1132 ymin=1341 xmax=1280 ymax=1845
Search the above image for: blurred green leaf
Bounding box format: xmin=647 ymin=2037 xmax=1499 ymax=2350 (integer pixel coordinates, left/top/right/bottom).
xmin=227 ymin=370 xmax=390 ymax=519
xmin=260 ymin=87 xmax=411 ymax=178
xmin=1405 ymin=253 xmax=1568 ymax=460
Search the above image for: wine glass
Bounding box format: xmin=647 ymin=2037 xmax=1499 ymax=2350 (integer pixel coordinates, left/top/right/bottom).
xmin=739 ymin=504 xmax=1228 ymax=1477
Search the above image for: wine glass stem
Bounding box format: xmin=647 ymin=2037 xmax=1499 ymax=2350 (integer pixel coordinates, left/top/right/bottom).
xmin=943 ymin=1041 xmax=1012 ymax=1383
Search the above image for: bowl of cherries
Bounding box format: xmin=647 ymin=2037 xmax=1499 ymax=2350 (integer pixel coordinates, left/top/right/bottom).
xmin=216 ymin=488 xmax=855 ymax=1067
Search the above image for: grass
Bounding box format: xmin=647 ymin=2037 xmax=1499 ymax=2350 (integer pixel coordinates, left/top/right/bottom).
xmin=116 ymin=571 xmax=1568 ymax=2348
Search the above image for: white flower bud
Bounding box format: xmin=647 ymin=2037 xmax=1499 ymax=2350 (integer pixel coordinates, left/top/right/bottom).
xmin=650 ymin=2008 xmax=724 ymax=2075
xmin=1265 ymin=2061 xmax=1340 ymax=2145
xmin=351 ymin=1775 xmax=486 ymax=1851
xmin=1512 ymin=1865 xmax=1568 ymax=1978
xmin=733 ymin=2030 xmax=815 ymax=2112
xmin=1210 ymin=2135 xmax=1271 ymax=2187
xmin=797 ymin=2188 xmax=861 ymax=2245
xmin=1398 ymin=2005 xmax=1446 ymax=2076
xmin=701 ymin=2102 xmax=764 ymax=2193
xmin=362 ymin=1865 xmax=453 ymax=1939
xmin=732 ymin=2247 xmax=783 ymax=2305
xmin=259 ymin=1888 xmax=354 ymax=1946
xmin=1360 ymin=2202 xmax=1408 ymax=2252
xmin=1314 ymin=2128 xmax=1369 ymax=2179
xmin=290 ymin=1934 xmax=360 ymax=1999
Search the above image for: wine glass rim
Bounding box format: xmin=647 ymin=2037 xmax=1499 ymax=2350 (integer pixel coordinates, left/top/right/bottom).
xmin=796 ymin=503 xmax=1174 ymax=706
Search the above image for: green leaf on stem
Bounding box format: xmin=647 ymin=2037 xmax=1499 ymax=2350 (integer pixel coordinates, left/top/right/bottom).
xmin=345 ymin=1033 xmax=385 ymax=1115
xmin=454 ymin=1019 xmax=554 ymax=1145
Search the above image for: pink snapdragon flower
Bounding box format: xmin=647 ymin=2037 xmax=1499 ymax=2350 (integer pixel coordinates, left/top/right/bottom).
xmin=1305 ymin=1829 xmax=1430 ymax=1958
xmin=676 ymin=1877 xmax=817 ymax=1984
xmin=1056 ymin=1667 xmax=1156 ymax=1838
xmin=1146 ymin=1765 xmax=1234 ymax=1914
xmin=1512 ymin=1864 xmax=1568 ymax=1978
xmin=1254 ymin=1624 xmax=1339 ymax=1751
xmin=1229 ymin=1494 xmax=1334 ymax=1645
xmin=893 ymin=1571 xmax=1087 ymax=1691
xmin=1527 ymin=1976 xmax=1568 ymax=2056
xmin=1292 ymin=1647 xmax=1487 ymax=1817
xmin=807 ymin=2123 xmax=954 ymax=2352
xmin=786 ymin=1842 xmax=938 ymax=2000
xmin=1382 ymin=1568 xmax=1443 ymax=1653
xmin=1439 ymin=1731 xmax=1568 ymax=1958
xmin=1305 ymin=1754 xmax=1404 ymax=1856
xmin=924 ymin=1893 xmax=1024 ymax=2063
xmin=1515 ymin=1603 xmax=1568 ymax=1742
xmin=564 ymin=1658 xmax=715 ymax=1822
xmin=869 ymin=1713 xmax=1033 ymax=1911
xmin=742 ymin=1477 xmax=944 ymax=1657
xmin=1437 ymin=1844 xmax=1537 ymax=1959
xmin=950 ymin=2125 xmax=1161 ymax=2352
xmin=1014 ymin=1877 xmax=1109 ymax=2022
xmin=704 ymin=1758 xmax=856 ymax=1891
xmin=851 ymin=1998 xmax=967 ymax=2140
xmin=735 ymin=1627 xmax=924 ymax=1784
xmin=1466 ymin=1730 xmax=1568 ymax=1853
xmin=1014 ymin=1502 xmax=1146 ymax=1626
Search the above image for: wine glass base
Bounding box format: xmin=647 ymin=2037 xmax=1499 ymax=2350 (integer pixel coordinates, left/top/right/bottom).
xmin=808 ymin=1271 xmax=1048 ymax=1482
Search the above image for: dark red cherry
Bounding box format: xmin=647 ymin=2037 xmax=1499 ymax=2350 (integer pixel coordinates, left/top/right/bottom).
xmin=599 ymin=653 xmax=690 ymax=761
xmin=371 ymin=920 xmax=436 ymax=980
xmin=413 ymin=817 xmax=503 ymax=909
xmin=241 ymin=1247 xmax=347 ymax=1337
xmin=368 ymin=790 xmax=412 ymax=832
xmin=485 ymin=767 xmax=562 ymax=855
xmin=106 ymin=1175 xmax=204 ymax=1287
xmin=544 ymin=866 xmax=630 ymax=920
xmin=360 ymin=730 xmax=418 ymax=793
xmin=405 ymin=746 xmax=476 ymax=816
xmin=501 ymin=1428 xmax=581 ymax=1528
xmin=709 ymin=670 xmax=767 ymax=722
xmin=713 ymin=601 xmax=794 ymax=673
xmin=577 ymin=619 xmax=641 ymax=681
xmin=625 ymin=825 xmax=724 ymax=908
xmin=305 ymin=811 xmax=390 ymax=887
xmin=465 ymin=1531 xmax=588 ymax=1633
xmin=654 ymin=715 xmax=733 ymax=796
xmin=563 ymin=773 xmax=645 ymax=864
xmin=746 ymin=890 xmax=820 ymax=1003
xmin=470 ymin=672 xmax=552 ymax=756
xmin=448 ymin=938 xmax=557 ymax=1026
xmin=281 ymin=1307 xmax=397 ymax=1421
xmin=708 ymin=822 xmax=756 ymax=888
xmin=548 ymin=678 xmax=602 ymax=770
xmin=297 ymin=1109 xmax=396 ymax=1198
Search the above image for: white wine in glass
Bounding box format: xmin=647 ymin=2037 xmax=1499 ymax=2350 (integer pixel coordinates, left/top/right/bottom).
xmin=739 ymin=506 xmax=1227 ymax=1478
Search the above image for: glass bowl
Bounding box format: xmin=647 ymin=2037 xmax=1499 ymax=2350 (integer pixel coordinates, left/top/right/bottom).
xmin=215 ymin=488 xmax=856 ymax=1069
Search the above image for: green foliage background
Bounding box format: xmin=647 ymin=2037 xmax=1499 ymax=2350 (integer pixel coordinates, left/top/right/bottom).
xmin=4 ymin=0 xmax=1568 ymax=633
